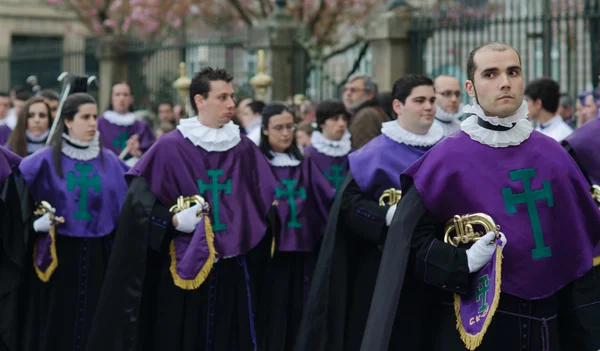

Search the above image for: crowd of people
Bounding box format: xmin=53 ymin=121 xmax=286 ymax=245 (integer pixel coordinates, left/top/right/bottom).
xmin=0 ymin=41 xmax=600 ymax=351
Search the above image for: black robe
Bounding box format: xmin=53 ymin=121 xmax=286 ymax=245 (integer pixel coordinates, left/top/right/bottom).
xmin=294 ymin=173 xmax=392 ymax=351
xmin=360 ymin=183 xmax=600 ymax=351
xmin=0 ymin=175 xmax=25 ymax=351
xmin=86 ymin=177 xmax=274 ymax=351
xmin=13 ymin=177 xmax=114 ymax=351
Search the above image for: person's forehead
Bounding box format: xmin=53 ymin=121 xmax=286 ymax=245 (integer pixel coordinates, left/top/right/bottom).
xmin=408 ymin=85 xmax=435 ymax=97
xmin=113 ymin=84 xmax=131 ymax=93
xmin=474 ymin=48 xmax=520 ymax=71
xmin=269 ymin=113 xmax=294 ymax=124
xmin=435 ymin=76 xmax=460 ymax=89
xmin=348 ymin=78 xmax=365 ymax=87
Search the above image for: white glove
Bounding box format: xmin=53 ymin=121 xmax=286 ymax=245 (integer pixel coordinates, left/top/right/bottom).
xmin=465 ymin=231 xmax=507 ymax=273
xmin=33 ymin=212 xmax=52 ymax=233
xmin=385 ymin=204 xmax=397 ymax=226
xmin=174 ymin=203 xmax=204 ymax=234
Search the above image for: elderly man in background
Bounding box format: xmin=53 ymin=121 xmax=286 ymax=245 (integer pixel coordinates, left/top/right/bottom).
xmin=344 ymin=74 xmax=390 ymax=149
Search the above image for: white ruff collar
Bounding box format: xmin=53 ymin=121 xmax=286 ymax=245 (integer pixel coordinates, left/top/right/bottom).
xmin=435 ymin=103 xmax=464 ymax=122
xmin=61 ymin=131 xmax=101 ymax=160
xmin=310 ymin=130 xmax=351 ymax=157
xmin=103 ymin=110 xmax=136 ymax=127
xmin=461 ymin=101 xmax=533 ymax=148
xmin=177 ymin=117 xmax=241 ymax=152
xmin=381 ymin=120 xmax=443 ymax=147
xmin=270 ymin=151 xmax=301 ymax=167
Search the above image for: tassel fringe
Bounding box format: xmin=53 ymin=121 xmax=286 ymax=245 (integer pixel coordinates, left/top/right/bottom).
xmin=33 ymin=226 xmax=59 ymax=282
xmin=454 ymin=246 xmax=503 ymax=350
xmin=169 ymin=215 xmax=217 ymax=290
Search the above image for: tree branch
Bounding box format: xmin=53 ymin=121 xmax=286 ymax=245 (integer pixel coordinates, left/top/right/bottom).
xmin=227 ymin=0 xmax=254 ymax=27
xmin=323 ymin=38 xmax=363 ymax=61
xmin=308 ymin=0 xmax=326 ymax=35
xmin=258 ymin=0 xmax=269 ymax=18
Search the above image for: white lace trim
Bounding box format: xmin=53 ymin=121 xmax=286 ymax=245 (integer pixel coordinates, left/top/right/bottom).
xmin=61 ymin=132 xmax=101 ymax=160
xmin=269 ymin=151 xmax=301 ymax=167
xmin=435 ymin=103 xmax=464 ymax=122
xmin=460 ymin=101 xmax=533 ymax=148
xmin=381 ymin=120 xmax=443 ymax=147
xmin=103 ymin=110 xmax=137 ymax=127
xmin=462 ymin=101 xmax=529 ymax=127
xmin=434 ymin=119 xmax=461 ymax=137
xmin=177 ymin=117 xmax=241 ymax=152
xmin=310 ymin=130 xmax=352 ymax=157
xmin=26 ymin=129 xmax=50 ymax=143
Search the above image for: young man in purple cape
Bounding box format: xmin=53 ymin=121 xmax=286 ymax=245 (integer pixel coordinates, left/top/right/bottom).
xmin=295 ymin=75 xmax=444 ymax=351
xmin=96 ymin=82 xmax=154 ymax=159
xmin=0 ymin=146 xmax=23 ymax=351
xmin=303 ymin=100 xmax=351 ymax=193
xmin=361 ymin=42 xmax=600 ymax=351
xmin=86 ymin=67 xmax=278 ymax=351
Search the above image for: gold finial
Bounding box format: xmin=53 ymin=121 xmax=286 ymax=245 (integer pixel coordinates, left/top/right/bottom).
xmin=172 ymin=62 xmax=192 ymax=117
xmin=250 ymin=50 xmax=273 ymax=102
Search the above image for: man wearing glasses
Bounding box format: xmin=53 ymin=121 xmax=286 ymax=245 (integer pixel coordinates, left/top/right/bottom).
xmin=433 ymin=75 xmax=465 ymax=136
xmin=343 ymin=74 xmax=391 ymax=149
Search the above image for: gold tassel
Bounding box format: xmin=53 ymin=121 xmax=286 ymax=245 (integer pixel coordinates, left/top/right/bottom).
xmin=593 ymin=256 xmax=600 ymax=267
xmin=454 ymin=246 xmax=503 ymax=350
xmin=33 ymin=225 xmax=59 ymax=282
xmin=169 ymin=215 xmax=217 ymax=290
xmin=271 ymin=236 xmax=276 ymax=257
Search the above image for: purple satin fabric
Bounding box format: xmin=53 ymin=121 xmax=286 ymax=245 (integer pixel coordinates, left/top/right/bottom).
xmin=97 ymin=116 xmax=155 ymax=155
xmin=271 ymin=159 xmax=334 ymax=252
xmin=405 ymin=131 xmax=600 ymax=299
xmin=128 ymin=132 xmax=277 ymax=258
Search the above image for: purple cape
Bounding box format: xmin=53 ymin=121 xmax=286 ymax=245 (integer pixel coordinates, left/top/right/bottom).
xmin=97 ymin=116 xmax=155 ymax=156
xmin=128 ymin=131 xmax=277 ymax=258
xmin=19 ymin=148 xmax=130 ymax=238
xmin=304 ymin=145 xmax=349 ymax=193
xmin=0 ymin=146 xmax=21 ymax=185
xmin=348 ymin=134 xmax=433 ymax=199
xmin=271 ymin=159 xmax=334 ymax=252
xmin=0 ymin=125 xmax=12 ymax=146
xmin=564 ymin=117 xmax=600 ymax=186
xmin=404 ymin=131 xmax=600 ymax=299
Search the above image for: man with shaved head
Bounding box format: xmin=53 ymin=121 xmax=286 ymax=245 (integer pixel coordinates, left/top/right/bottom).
xmin=361 ymin=42 xmax=600 ymax=351
xmin=433 ymin=75 xmax=464 ymax=136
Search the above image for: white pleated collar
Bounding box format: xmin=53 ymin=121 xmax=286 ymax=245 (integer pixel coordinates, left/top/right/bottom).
xmin=310 ymin=130 xmax=352 ymax=157
xmin=381 ymin=120 xmax=443 ymax=147
xmin=177 ymin=117 xmax=241 ymax=152
xmin=103 ymin=110 xmax=137 ymax=127
xmin=460 ymin=101 xmax=533 ymax=148
xmin=269 ymin=151 xmax=301 ymax=167
xmin=435 ymin=103 xmax=465 ymax=122
xmin=61 ymin=132 xmax=101 ymax=160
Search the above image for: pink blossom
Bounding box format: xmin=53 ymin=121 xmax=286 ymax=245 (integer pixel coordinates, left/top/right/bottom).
xmin=171 ymin=18 xmax=182 ymax=29
xmin=122 ymin=17 xmax=132 ymax=33
xmin=103 ymin=19 xmax=117 ymax=28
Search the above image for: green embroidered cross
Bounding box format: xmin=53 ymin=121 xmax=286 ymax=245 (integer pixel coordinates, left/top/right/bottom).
xmin=66 ymin=164 xmax=101 ymax=221
xmin=476 ymin=274 xmax=490 ymax=313
xmin=198 ymin=169 xmax=232 ymax=231
xmin=113 ymin=132 xmax=130 ymax=152
xmin=502 ymin=168 xmax=553 ymax=259
xmin=275 ymin=179 xmax=306 ymax=229
xmin=324 ymin=165 xmax=345 ymax=192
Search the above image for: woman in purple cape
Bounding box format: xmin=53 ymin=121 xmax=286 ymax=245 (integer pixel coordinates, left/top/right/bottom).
xmin=14 ymin=93 xmax=129 ymax=351
xmin=257 ymin=103 xmax=334 ymax=350
xmin=6 ymin=96 xmax=53 ymax=156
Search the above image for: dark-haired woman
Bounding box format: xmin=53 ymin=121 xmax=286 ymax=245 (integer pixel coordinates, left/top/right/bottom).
xmin=16 ymin=93 xmax=129 ymax=351
xmin=6 ymin=96 xmax=52 ymax=156
xmin=257 ymin=103 xmax=334 ymax=350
